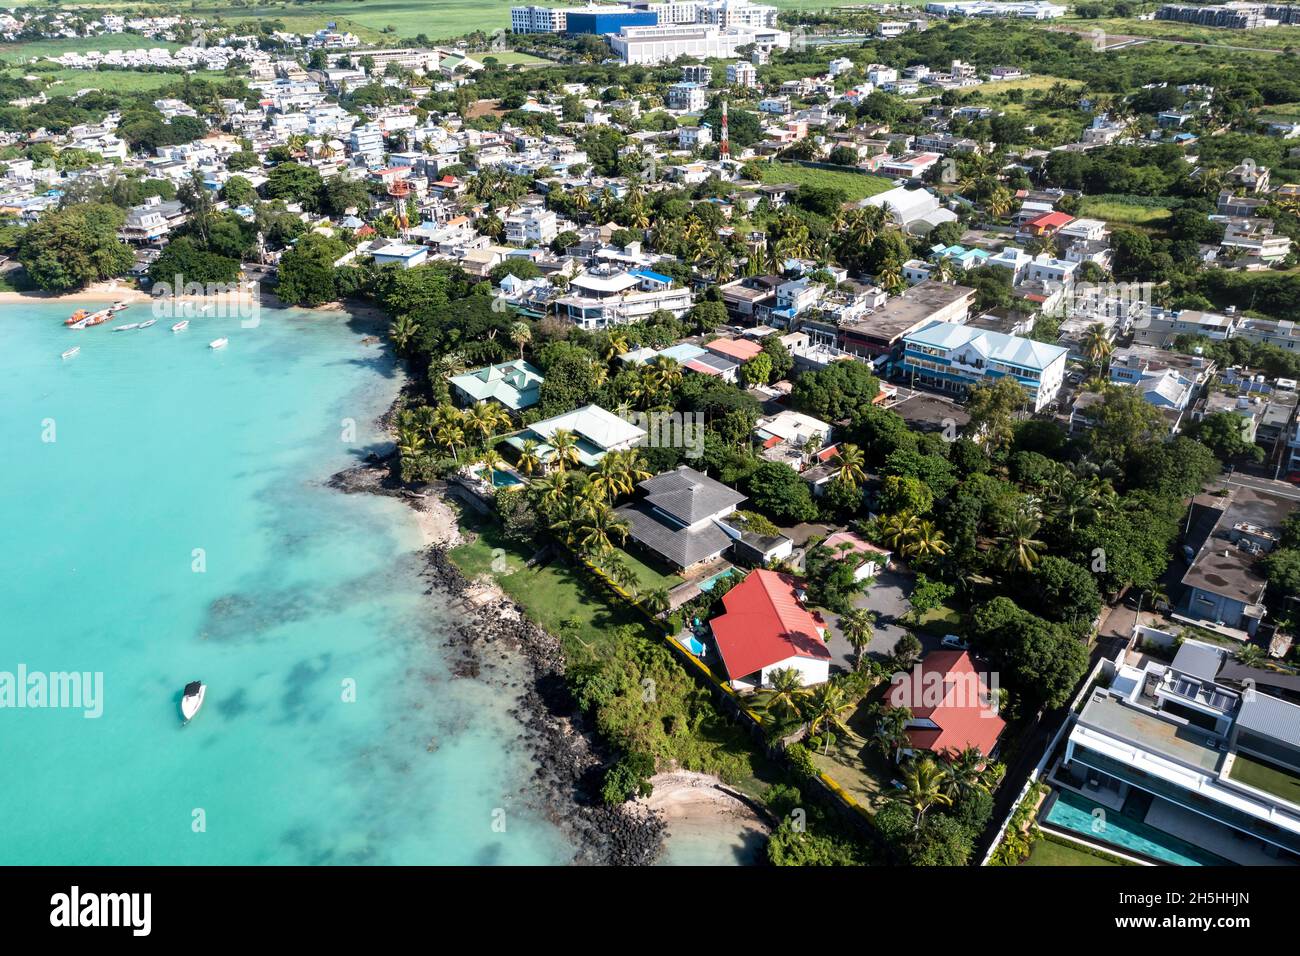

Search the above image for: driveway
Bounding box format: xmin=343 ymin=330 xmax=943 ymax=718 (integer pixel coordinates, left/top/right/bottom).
xmin=821 ymin=567 xmax=931 ymax=674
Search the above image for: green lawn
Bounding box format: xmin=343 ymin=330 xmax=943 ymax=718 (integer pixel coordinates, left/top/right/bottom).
xmin=1024 ymin=835 xmax=1123 ymax=866
xmin=914 ymin=604 xmax=965 ymax=637
xmin=758 ymin=162 xmax=895 ymax=202
xmin=1229 ymin=753 xmax=1300 ymax=805
xmin=1077 ymin=194 xmax=1175 ymax=227
xmin=480 ymin=51 xmax=554 ymax=66
xmin=449 ymin=510 xmax=646 ymax=660
xmin=612 ymin=547 xmax=682 ymax=594
xmin=809 ymin=683 xmax=895 ymax=812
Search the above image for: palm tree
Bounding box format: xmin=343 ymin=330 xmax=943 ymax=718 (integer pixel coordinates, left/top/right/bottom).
xmin=462 ymin=403 xmax=498 ymax=445
xmin=941 ymin=746 xmax=991 ymax=801
xmin=479 ymin=447 xmax=505 ymax=484
xmin=871 ymin=704 xmax=912 ymax=761
xmin=579 ymin=502 xmax=631 ymax=553
xmin=806 ymin=683 xmax=853 ymax=755
xmin=516 ymin=439 xmax=542 ymax=477
xmin=838 ymin=608 xmax=876 ymax=670
xmin=509 ymin=321 xmax=532 ymax=361
xmin=647 ymin=355 xmax=683 ymax=393
xmin=390 ymin=313 xmax=416 ymax=354
xmin=877 ymin=511 xmax=921 ymax=554
xmin=434 ymin=418 xmax=466 ymax=460
xmin=549 ymin=429 xmax=581 ymax=472
xmin=892 ymin=756 xmax=953 ymax=831
xmin=1081 ymin=322 xmax=1113 ymax=373
xmin=905 ymin=520 xmax=949 ymax=562
xmin=998 ymin=514 xmax=1045 ymax=571
xmin=758 ymin=667 xmax=808 ymax=727
xmin=602 ymin=333 xmax=629 ymax=362
xmin=396 ymin=422 xmax=426 ymax=462
xmin=833 ymin=443 xmax=868 ymax=489
xmin=530 ymin=470 xmax=572 ymax=510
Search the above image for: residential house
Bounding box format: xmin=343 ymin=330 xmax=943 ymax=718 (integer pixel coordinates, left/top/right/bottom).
xmin=449 ymin=359 xmax=544 ymax=412
xmin=709 ymin=569 xmax=831 ymax=689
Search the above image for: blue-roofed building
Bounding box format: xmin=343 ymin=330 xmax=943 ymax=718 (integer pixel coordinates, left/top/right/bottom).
xmin=929 ymin=243 xmax=990 ymax=271
xmin=901 ymin=321 xmax=1068 ymax=412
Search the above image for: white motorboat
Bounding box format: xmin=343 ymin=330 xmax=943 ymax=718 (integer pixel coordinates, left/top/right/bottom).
xmin=113 ymin=323 xmax=142 ymax=332
xmin=172 ymin=320 xmax=189 ymax=332
xmin=138 ymin=319 xmax=157 ymax=329
xmin=209 ymin=337 xmax=228 ymax=350
xmin=180 ymin=681 xmax=206 ymax=723
xmin=61 ymin=346 xmax=80 ymax=360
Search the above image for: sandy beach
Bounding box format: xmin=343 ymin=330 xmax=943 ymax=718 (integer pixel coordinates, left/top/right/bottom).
xmin=0 ymin=281 xmax=389 ymax=323
xmin=639 ymin=770 xmax=773 ymax=864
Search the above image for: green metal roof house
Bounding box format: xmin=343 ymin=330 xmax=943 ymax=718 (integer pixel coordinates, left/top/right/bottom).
xmin=449 ymin=360 xmax=544 ymax=411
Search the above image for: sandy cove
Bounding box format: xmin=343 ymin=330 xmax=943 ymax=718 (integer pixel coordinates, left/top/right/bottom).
xmin=640 ymin=770 xmax=775 ymax=832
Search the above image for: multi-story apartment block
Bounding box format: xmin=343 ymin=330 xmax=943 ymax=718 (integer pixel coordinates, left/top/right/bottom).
xmin=901 ymin=320 xmax=1068 ymax=411
xmin=554 ymin=266 xmax=693 ymax=328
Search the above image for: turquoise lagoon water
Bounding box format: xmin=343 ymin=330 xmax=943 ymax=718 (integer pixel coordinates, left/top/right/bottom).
xmin=0 ymin=304 xmax=570 ymax=865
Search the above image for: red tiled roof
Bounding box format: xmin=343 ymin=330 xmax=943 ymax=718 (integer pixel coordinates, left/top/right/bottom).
xmin=886 ymin=650 xmax=1005 ymax=757
xmin=1026 ymin=211 xmax=1074 ymax=231
xmin=709 ymin=570 xmax=830 ymax=680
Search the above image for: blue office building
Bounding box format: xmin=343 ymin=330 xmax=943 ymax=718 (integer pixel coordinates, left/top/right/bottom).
xmin=564 ymin=10 xmax=658 ymax=34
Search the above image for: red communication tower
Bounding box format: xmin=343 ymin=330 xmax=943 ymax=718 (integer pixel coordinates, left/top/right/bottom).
xmin=388 ymin=179 xmax=411 ymax=232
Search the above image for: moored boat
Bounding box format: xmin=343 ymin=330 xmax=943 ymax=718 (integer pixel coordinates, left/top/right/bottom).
xmin=113 ymin=322 xmax=141 ymax=332
xmin=137 ymin=319 xmax=157 ymax=329
xmin=180 ymin=681 xmax=206 ymax=723
xmin=61 ymin=346 xmax=80 ymax=360
xmin=172 ymin=320 xmax=189 ymax=332
xmin=209 ymin=337 xmax=228 ymax=350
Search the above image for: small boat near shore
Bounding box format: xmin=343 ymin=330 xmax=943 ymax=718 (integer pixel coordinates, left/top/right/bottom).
xmin=66 ymin=307 xmax=114 ymax=330
xmin=180 ymin=681 xmax=206 ymax=723
xmin=209 ymin=337 xmax=228 ymax=350
xmin=172 ymin=320 xmax=189 ymax=332
xmin=110 ymin=300 xmax=130 ymax=313
xmin=138 ymin=319 xmax=157 ymax=329
xmin=113 ymin=323 xmax=142 ymax=332
xmin=61 ymin=346 xmax=80 ymax=360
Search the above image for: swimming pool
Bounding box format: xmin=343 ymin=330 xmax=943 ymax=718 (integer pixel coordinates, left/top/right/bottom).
xmin=697 ymin=568 xmax=743 ymax=592
xmin=1043 ymin=789 xmax=1230 ymax=867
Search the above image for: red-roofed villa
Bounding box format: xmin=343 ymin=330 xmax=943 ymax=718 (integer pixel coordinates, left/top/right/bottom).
xmin=708 ymin=569 xmax=831 ymax=690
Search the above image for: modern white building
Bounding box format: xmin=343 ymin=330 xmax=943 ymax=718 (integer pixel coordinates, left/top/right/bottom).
xmin=504 ymin=206 xmax=559 ymax=246
xmin=610 ymin=23 xmax=790 ymax=65
xmin=554 ymin=266 xmax=693 ymax=328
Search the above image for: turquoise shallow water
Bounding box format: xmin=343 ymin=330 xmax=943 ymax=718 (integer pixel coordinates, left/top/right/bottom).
xmin=0 ymin=303 xmax=569 ymax=865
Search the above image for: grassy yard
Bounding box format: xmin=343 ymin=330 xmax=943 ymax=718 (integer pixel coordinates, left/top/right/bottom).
xmin=1023 ymin=834 xmax=1123 ymax=866
xmin=914 ymin=603 xmax=965 ymax=636
xmin=449 ymin=507 xmax=646 ymax=660
xmin=612 ymin=547 xmax=682 ymax=595
xmin=480 ymin=51 xmax=555 ymax=66
xmin=447 ymin=505 xmax=783 ymax=798
xmin=809 ymin=683 xmax=895 ymax=812
xmin=759 ymin=162 xmax=895 ymax=202
xmin=1229 ymin=753 xmax=1300 ymax=805
xmin=1077 ymin=194 xmax=1175 ymax=227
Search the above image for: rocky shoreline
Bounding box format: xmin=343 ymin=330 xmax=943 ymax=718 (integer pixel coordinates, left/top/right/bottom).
xmin=328 ymin=452 xmax=668 ymax=866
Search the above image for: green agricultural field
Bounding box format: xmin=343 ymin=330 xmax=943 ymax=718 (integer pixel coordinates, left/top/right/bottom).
xmin=4 ymin=67 xmax=182 ymax=95
xmin=0 ymin=33 xmax=180 ymax=62
xmin=1053 ymin=16 xmax=1300 ymax=53
xmin=759 ymin=161 xmax=894 ymax=201
xmin=42 ymin=0 xmax=881 ymax=45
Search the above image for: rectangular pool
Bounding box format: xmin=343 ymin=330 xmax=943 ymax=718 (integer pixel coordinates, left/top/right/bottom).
xmin=1043 ymin=789 xmax=1231 ymax=867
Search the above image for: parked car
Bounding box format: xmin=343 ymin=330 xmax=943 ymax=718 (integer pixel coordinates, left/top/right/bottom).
xmin=941 ymin=633 xmax=969 ymax=650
